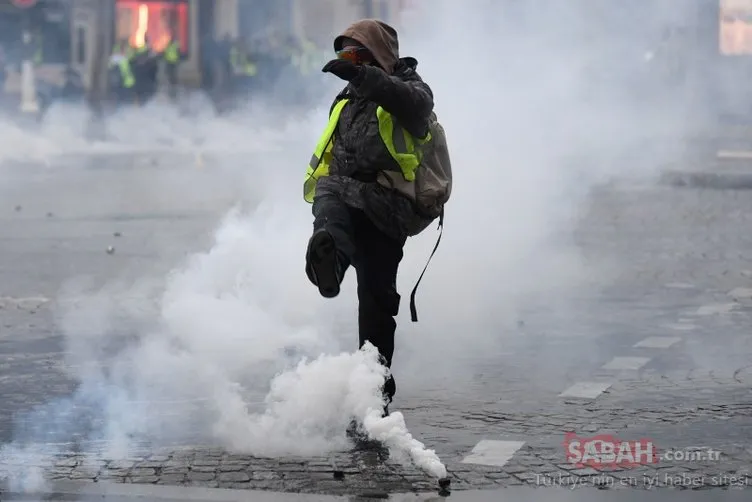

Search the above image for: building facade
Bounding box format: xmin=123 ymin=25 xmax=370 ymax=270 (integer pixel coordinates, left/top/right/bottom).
xmin=67 ymin=0 xmax=405 ymax=91
xmin=70 ymin=0 xmax=202 ymax=87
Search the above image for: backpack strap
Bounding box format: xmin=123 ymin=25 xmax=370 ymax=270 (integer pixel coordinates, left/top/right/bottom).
xmin=409 ymin=209 xmax=444 ymax=322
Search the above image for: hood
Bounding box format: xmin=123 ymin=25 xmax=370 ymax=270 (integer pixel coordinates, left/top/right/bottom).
xmin=334 ymin=19 xmax=399 ymax=74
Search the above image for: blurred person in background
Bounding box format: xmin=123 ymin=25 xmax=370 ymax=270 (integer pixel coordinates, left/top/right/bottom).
xmin=287 ymin=34 xmax=322 ymax=108
xmin=229 ymin=35 xmax=257 ymax=103
xmin=303 ymin=19 xmax=436 ymax=422
xmin=131 ymin=34 xmax=158 ymax=104
xmin=212 ymin=33 xmax=233 ymax=112
xmin=199 ymin=32 xmax=217 ymax=94
xmin=162 ymin=31 xmax=182 ymax=100
xmin=109 ymin=38 xmax=136 ymax=104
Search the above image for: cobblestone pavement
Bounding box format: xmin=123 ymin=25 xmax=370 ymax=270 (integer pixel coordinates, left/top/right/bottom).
xmin=2 ymin=162 xmax=752 ymax=496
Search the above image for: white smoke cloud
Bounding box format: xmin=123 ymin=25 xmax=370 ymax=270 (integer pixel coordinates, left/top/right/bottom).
xmin=392 ymin=0 xmax=701 ymax=381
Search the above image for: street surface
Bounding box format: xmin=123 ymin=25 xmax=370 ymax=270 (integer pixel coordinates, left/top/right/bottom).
xmin=1 ymin=155 xmax=752 ymax=497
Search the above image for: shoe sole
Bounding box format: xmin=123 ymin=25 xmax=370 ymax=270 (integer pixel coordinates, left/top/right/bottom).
xmin=308 ymin=230 xmax=340 ymax=298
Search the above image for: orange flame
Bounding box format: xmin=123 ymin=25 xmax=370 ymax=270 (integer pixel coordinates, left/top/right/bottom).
xmin=134 ymin=4 xmax=148 ymax=48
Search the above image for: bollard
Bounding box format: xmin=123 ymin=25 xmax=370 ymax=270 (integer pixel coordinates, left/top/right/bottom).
xmin=19 ymin=30 xmax=39 ymax=113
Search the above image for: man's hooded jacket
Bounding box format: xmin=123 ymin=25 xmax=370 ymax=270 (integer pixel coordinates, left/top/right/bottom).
xmin=314 ymin=19 xmax=435 ymax=242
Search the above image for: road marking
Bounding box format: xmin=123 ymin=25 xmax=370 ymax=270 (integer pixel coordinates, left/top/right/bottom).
xmin=559 ymin=381 xmax=611 ymax=399
xmin=601 ymin=356 xmax=651 ymax=371
xmin=664 ymin=282 xmax=695 ymax=289
xmin=461 ymin=440 xmax=525 ymax=467
xmin=695 ymin=304 xmax=736 ymax=316
xmin=663 ymin=323 xmax=696 ymax=331
xmin=0 ymin=296 xmax=51 ymax=309
xmin=717 ymin=150 xmax=752 ymax=159
xmin=633 ymin=336 xmax=682 ymax=349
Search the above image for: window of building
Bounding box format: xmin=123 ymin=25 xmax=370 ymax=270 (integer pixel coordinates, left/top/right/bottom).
xmin=0 ymin=0 xmax=71 ymax=64
xmin=114 ymin=0 xmax=189 ymax=54
xmin=720 ymin=0 xmax=752 ymax=54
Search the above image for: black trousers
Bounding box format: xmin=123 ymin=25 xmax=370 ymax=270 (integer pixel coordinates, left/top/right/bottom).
xmin=312 ymin=194 xmax=405 ymax=398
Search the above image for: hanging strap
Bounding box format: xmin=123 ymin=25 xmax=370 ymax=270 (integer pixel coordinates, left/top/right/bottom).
xmin=409 ymin=209 xmax=444 ymax=323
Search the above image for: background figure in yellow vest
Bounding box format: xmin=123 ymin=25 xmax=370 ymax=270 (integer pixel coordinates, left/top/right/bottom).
xmin=303 ymin=20 xmax=434 ymax=423
xmin=229 ymin=36 xmax=257 ymax=103
xmin=162 ymin=35 xmax=182 ymax=100
xmin=109 ymin=38 xmax=136 ymax=104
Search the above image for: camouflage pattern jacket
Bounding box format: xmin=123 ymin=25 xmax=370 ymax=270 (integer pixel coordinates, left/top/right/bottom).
xmin=315 ymin=20 xmax=435 ymax=242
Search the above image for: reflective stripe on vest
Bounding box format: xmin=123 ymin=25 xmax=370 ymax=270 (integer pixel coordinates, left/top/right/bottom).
xmin=304 ymin=99 xmax=349 ymax=203
xmin=375 ymin=107 xmax=431 ymax=182
xmin=303 ymin=98 xmax=431 ymax=203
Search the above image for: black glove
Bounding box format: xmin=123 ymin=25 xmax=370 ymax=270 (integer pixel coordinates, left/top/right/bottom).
xmin=322 ymin=59 xmax=362 ymax=82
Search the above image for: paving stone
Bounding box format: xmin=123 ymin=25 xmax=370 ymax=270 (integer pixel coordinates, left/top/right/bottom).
xmin=247 ymin=480 xmax=286 ymax=491
xmin=136 ymin=461 xmax=165 ymax=468
xmin=186 ymin=480 xmax=219 ymax=488
xmin=161 ymin=460 xmax=188 ymax=469
xmin=56 ymin=457 xmax=78 ymax=468
xmin=158 ymin=473 xmax=186 ymax=484
xmin=503 ymin=464 xmax=531 ymax=474
xmin=218 ymin=471 xmax=251 ymax=483
xmin=187 ymin=470 xmax=216 ymax=482
xmin=160 ymin=468 xmax=189 ymax=478
xmin=190 ymin=465 xmax=217 ymax=473
xmin=129 ymin=467 xmax=156 ymax=477
xmin=251 ymin=470 xmax=282 ymax=481
xmin=274 ymin=462 xmax=307 ymax=471
xmin=218 ymin=463 xmax=246 ymax=472
xmin=128 ymin=475 xmax=159 ymax=484
xmin=108 ymin=460 xmax=134 ymax=469
xmin=69 ymin=468 xmax=98 ymax=479
xmin=98 ymin=472 xmax=127 ymax=481
xmin=191 ymin=459 xmax=220 ymax=467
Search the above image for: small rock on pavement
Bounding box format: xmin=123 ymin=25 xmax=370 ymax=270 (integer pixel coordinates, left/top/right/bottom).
xmin=106 ymin=246 xmax=115 ymax=254
xmin=113 ymin=231 xmax=122 ymax=237
xmin=729 ymin=288 xmax=752 ymax=300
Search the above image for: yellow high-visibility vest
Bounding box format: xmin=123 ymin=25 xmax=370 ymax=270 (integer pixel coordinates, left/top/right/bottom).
xmin=303 ymin=98 xmax=431 ymax=203
xmin=164 ymin=40 xmax=180 ymax=63
xmin=118 ymin=59 xmax=135 ymax=88
xmin=230 ymin=47 xmax=257 ymax=76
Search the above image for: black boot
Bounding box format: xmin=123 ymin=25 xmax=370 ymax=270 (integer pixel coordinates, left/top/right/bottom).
xmin=382 ymin=374 xmax=395 ymax=417
xmin=305 ymin=228 xmax=342 ymax=298
xmin=346 ymin=418 xmax=388 ymax=454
